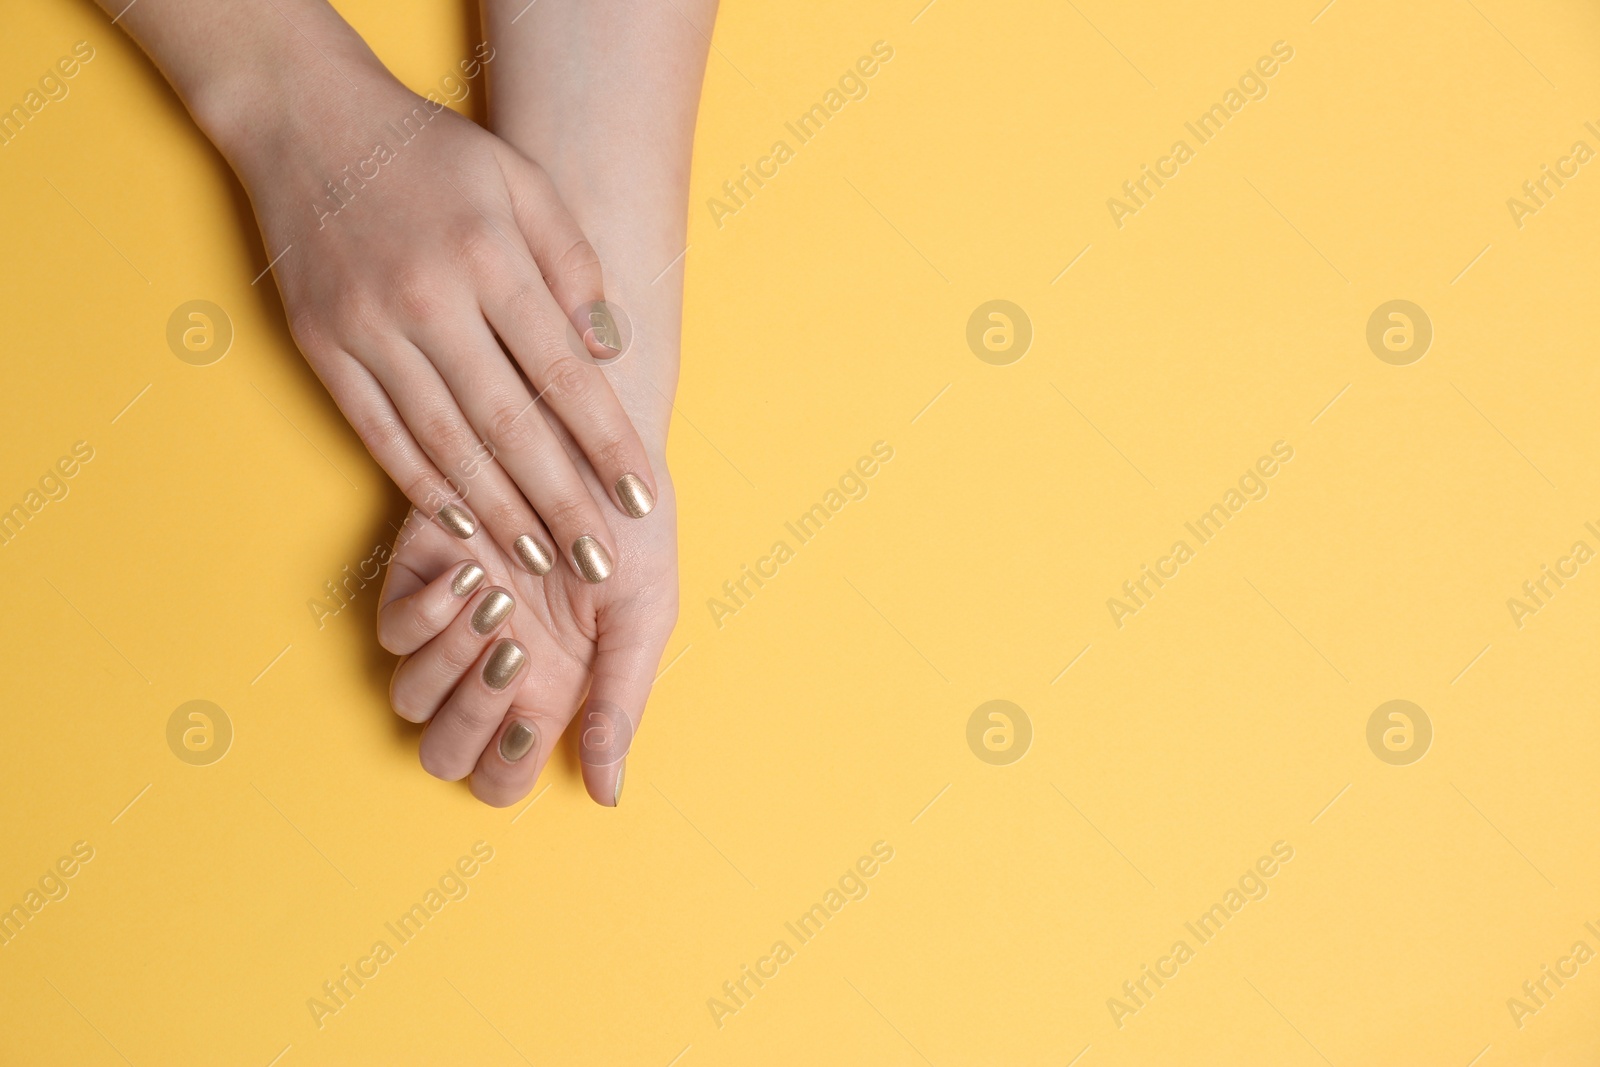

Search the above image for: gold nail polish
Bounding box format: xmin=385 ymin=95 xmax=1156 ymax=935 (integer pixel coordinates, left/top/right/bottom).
xmin=482 ymin=640 xmax=526 ymax=691
xmin=436 ymin=503 xmax=476 ymax=539
xmin=615 ymin=473 xmax=654 ymax=518
xmin=613 ymin=760 xmax=626 ymax=807
xmin=591 ymin=302 xmax=622 ymax=353
xmin=499 ymin=719 xmax=539 ymax=762
xmin=572 ymin=536 xmax=613 ymax=583
xmin=471 ymin=590 xmax=514 ymax=635
xmin=451 ymin=563 xmax=486 ymax=597
xmin=513 ymin=534 xmax=555 ymax=576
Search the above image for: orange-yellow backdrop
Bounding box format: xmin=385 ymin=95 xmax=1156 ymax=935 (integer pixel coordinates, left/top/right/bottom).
xmin=4 ymin=1 xmax=1600 ymax=1064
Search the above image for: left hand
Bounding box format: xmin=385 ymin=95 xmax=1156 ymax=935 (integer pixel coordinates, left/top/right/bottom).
xmin=374 ymin=430 xmax=679 ymax=807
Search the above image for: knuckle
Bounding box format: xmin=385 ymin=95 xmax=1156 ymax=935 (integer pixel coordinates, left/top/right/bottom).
xmin=390 ymin=264 xmax=444 ymax=324
xmin=354 ymin=411 xmax=412 ymax=463
xmin=539 ymin=493 xmax=591 ymax=536
xmin=418 ymin=746 xmax=461 ymax=781
xmin=457 ymin=225 xmax=509 ymax=281
xmin=377 ymin=624 xmax=405 ymax=655
xmin=542 ymin=355 xmax=593 ymax=403
xmin=400 ymin=473 xmax=449 ymax=517
xmin=286 ymin=307 xmax=335 ymax=358
xmin=390 ymin=673 xmax=423 ymax=722
xmin=418 ymin=410 xmax=480 ymax=463
xmin=483 ymin=497 xmax=530 ymax=539
xmin=588 ymin=433 xmax=632 ymax=476
xmin=486 ymin=402 xmax=540 ymax=456
xmin=553 ymin=237 xmax=601 ymax=285
xmin=436 ymin=636 xmax=482 ymax=678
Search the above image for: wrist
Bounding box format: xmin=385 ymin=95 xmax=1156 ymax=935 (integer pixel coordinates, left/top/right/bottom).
xmin=194 ymin=53 xmax=400 ymax=187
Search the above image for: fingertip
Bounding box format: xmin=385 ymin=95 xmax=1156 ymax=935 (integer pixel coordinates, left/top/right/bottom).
xmin=614 ymin=473 xmax=655 ymax=519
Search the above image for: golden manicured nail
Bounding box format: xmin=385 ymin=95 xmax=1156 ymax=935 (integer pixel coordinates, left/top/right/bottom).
xmin=513 ymin=534 xmax=554 ymax=576
xmin=572 ymin=536 xmax=612 ymax=583
xmin=591 ymin=302 xmax=622 ymax=353
xmin=482 ymin=640 xmax=526 ymax=691
xmin=615 ymin=473 xmax=654 ymax=518
xmin=613 ymin=760 xmax=626 ymax=807
xmin=499 ymin=719 xmax=539 ymax=762
xmin=451 ymin=563 xmax=485 ymax=597
xmin=436 ymin=503 xmax=476 ymax=539
xmin=470 ymin=590 xmax=514 ymax=635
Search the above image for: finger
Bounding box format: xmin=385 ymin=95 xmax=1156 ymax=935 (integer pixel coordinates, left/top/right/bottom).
xmin=496 ymin=146 xmax=618 ymax=361
xmin=467 ymin=713 xmax=552 ymax=808
xmin=468 ymin=183 xmax=658 ymax=524
xmin=319 ymin=353 xmax=482 ymax=542
xmin=389 ymin=585 xmax=516 ymax=724
xmin=376 ymin=509 xmax=472 ymax=615
xmin=577 ymin=624 xmax=674 ymax=808
xmin=419 ymin=316 xmax=621 ymax=583
xmin=468 ymin=639 xmax=592 ymax=807
xmin=419 ymin=638 xmax=530 ymax=781
xmin=361 ymin=337 xmax=561 ymax=579
xmin=377 ymin=560 xmax=487 ymax=655
xmin=484 ymin=292 xmax=659 ymax=524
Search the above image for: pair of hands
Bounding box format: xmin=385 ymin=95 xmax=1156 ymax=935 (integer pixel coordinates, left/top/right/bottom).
xmin=234 ymin=60 xmax=676 ymax=804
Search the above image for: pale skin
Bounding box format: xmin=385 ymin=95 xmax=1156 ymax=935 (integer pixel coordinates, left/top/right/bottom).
xmin=97 ymin=0 xmax=662 ymax=583
xmin=102 ymin=0 xmax=715 ymax=804
xmin=377 ymin=0 xmax=715 ymax=806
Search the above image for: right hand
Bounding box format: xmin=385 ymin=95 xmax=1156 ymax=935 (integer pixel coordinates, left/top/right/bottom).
xmin=234 ymin=63 xmax=656 ymax=583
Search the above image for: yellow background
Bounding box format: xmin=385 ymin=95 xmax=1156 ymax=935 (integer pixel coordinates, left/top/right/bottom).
xmin=4 ymin=0 xmax=1600 ymax=1063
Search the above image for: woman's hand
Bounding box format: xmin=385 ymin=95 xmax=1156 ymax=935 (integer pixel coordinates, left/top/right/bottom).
xmin=101 ymin=0 xmax=658 ymax=582
xmin=375 ymin=419 xmax=679 ymax=806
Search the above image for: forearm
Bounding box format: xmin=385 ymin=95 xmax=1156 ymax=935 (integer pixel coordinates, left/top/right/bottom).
xmin=93 ymin=0 xmax=398 ymax=184
xmin=480 ymin=0 xmax=717 ymax=446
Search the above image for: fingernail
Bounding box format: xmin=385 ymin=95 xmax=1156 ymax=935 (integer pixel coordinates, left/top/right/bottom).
xmin=615 ymin=473 xmax=654 ymax=518
xmin=613 ymin=759 xmax=626 ymax=807
xmin=513 ymin=534 xmax=555 ymax=576
xmin=572 ymin=536 xmax=613 ymax=583
xmin=499 ymin=719 xmax=540 ymax=762
xmin=590 ymin=302 xmax=622 ymax=353
xmin=451 ymin=563 xmax=486 ymax=597
xmin=482 ymin=639 xmax=526 ymax=691
xmin=470 ymin=589 xmax=514 ymax=635
xmin=436 ymin=503 xmax=476 ymax=539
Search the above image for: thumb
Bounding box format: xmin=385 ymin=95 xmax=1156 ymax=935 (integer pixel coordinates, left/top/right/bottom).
xmin=578 ymin=618 xmax=674 ymax=808
xmin=496 ymin=146 xmax=620 ymax=361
